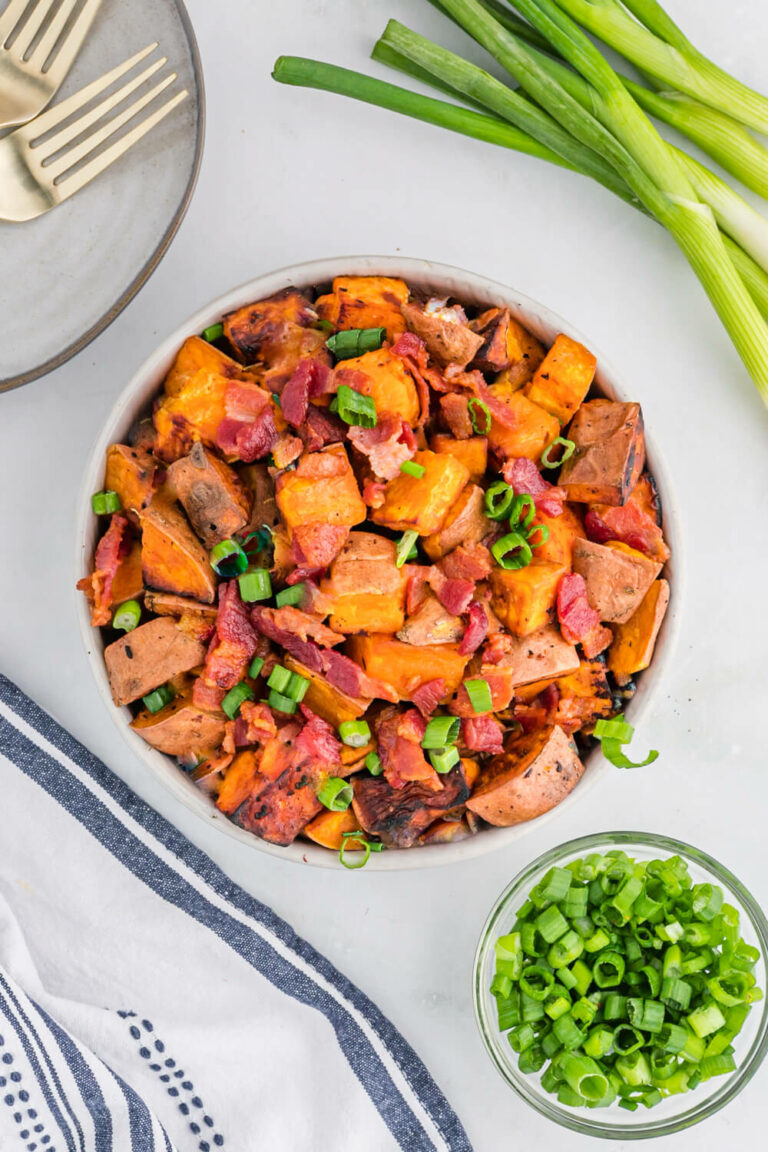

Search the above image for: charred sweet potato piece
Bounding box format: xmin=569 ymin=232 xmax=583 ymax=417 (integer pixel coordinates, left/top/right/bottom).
xmin=486 ymin=386 xmax=561 ymax=462
xmin=352 ymin=763 xmax=469 ymax=848
xmin=371 ymin=449 xmax=469 ymax=536
xmin=322 ymin=533 xmax=406 ymax=634
xmin=480 ymin=627 xmax=581 ymax=702
xmin=104 ymin=444 xmax=157 ymax=517
xmin=430 ymin=434 xmax=487 ymax=483
xmin=276 ymin=444 xmax=366 ymax=533
xmin=348 ymin=634 xmax=468 ymax=700
xmin=303 ymin=808 xmax=362 ymax=851
xmin=517 ymin=659 xmax=613 ymax=734
xmin=239 ymin=462 xmax=280 ymax=535
xmin=401 ymin=300 xmax=483 ymax=368
xmin=140 ymin=495 xmax=217 ymax=604
xmin=216 ymin=750 xmax=260 ymax=815
xmin=335 ymin=347 xmax=420 ymax=425
xmin=572 ymin=539 xmax=662 ymax=624
xmin=143 ymin=591 xmax=218 ymax=623
xmin=608 ymin=578 xmax=669 ymax=686
xmin=167 ymin=442 xmax=251 ymax=548
xmin=529 ymin=504 xmax=584 ymax=566
xmin=110 ymin=539 xmax=144 ymax=604
xmin=222 ymin=289 xmax=329 ymax=378
xmin=283 ymin=656 xmax=368 ymax=726
xmin=525 ymin=334 xmax=596 ymax=425
xmin=315 ymin=276 xmax=409 ymax=342
xmin=131 ymin=695 xmax=226 ymax=757
xmin=560 ymin=400 xmax=645 ymax=505
xmin=154 ymin=336 xmax=245 ymax=463
xmin=627 ymin=472 xmax=662 ymax=526
xmin=422 ymin=483 xmax=487 ymax=561
xmin=396 ymin=593 xmax=464 ymax=645
xmin=490 ymin=561 xmax=568 ymax=638
xmin=235 ymin=761 xmax=322 ymax=846
xmin=419 ymin=817 xmax=475 ymax=846
xmin=470 ymin=308 xmax=545 ymax=384
xmin=467 ymin=725 xmax=584 ymax=826
xmin=104 ymin=617 xmax=207 ymax=707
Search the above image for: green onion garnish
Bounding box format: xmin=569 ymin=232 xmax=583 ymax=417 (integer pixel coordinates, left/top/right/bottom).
xmin=593 ymin=713 xmax=659 ymax=769
xmin=112 ymin=600 xmax=141 ymax=633
xmin=421 ymin=715 xmax=461 ymax=749
xmin=395 ymin=529 xmax=419 ymax=568
xmin=238 ymin=568 xmax=272 ymax=602
xmin=468 ymin=396 xmax=491 ymax=434
xmin=316 ymin=776 xmax=354 ymax=812
xmin=267 ymin=665 xmax=292 ymax=694
xmin=249 ymin=655 xmax=265 ymax=679
xmin=491 ymin=531 xmax=533 ymax=570
xmin=326 ymin=327 xmax=386 ymax=359
xmin=485 ymin=480 xmax=514 ymax=520
xmin=365 ymin=751 xmax=383 ymax=775
xmin=464 ymin=678 xmax=493 ymax=714
xmin=91 ymin=490 xmax=121 ymax=515
xmin=203 ymin=322 xmax=224 ymax=342
xmin=400 ymin=460 xmax=426 ymax=479
xmin=509 ymin=493 xmax=536 ymax=531
xmin=285 ymin=670 xmax=310 ymax=702
xmin=339 ymin=831 xmax=385 ymax=869
xmin=338 ymin=720 xmax=372 ymax=748
xmin=541 ymin=436 xmax=577 ymax=469
xmin=142 ymin=684 xmax=174 ymax=714
xmin=429 ymin=746 xmax=461 ymax=774
xmin=222 ymin=682 xmax=255 ymax=720
xmin=210 ymin=539 xmax=248 ymax=578
xmin=275 ymin=583 xmax=305 ymax=608
xmin=526 ymin=523 xmax=550 ymax=549
xmin=335 ymin=383 xmax=377 ymax=428
xmin=268 ymin=690 xmax=298 ymax=715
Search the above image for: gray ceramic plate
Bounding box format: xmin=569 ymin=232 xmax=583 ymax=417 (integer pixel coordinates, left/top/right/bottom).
xmin=0 ymin=0 xmax=204 ymax=391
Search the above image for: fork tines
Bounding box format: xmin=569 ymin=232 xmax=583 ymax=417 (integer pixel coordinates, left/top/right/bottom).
xmin=1 ymin=0 xmax=101 ymax=82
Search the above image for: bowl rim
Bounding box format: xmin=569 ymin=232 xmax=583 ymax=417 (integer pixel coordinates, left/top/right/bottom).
xmin=473 ymin=830 xmax=768 ymax=1138
xmin=74 ymin=254 xmax=684 ymax=870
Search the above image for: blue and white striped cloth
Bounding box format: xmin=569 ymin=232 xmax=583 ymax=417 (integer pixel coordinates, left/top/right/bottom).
xmin=0 ymin=675 xmax=472 ymax=1152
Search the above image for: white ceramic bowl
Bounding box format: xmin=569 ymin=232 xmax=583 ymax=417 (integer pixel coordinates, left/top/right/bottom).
xmin=75 ymin=256 xmax=682 ymax=869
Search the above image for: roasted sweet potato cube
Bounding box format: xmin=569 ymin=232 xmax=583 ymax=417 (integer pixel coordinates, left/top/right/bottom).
xmin=422 ymin=483 xmax=487 ymax=561
xmin=276 ymin=444 xmax=366 ymax=533
xmin=371 ymin=449 xmax=469 ymax=535
xmin=283 ymin=656 xmax=368 ymax=726
xmin=216 ymin=750 xmax=260 ymax=815
xmin=303 ymin=808 xmax=362 ymax=851
xmin=525 ymin=333 xmax=596 ymax=425
xmin=352 ymin=764 xmax=469 ymax=848
xmin=347 ymin=635 xmax=468 ymax=700
xmin=163 ymin=334 xmax=244 ymax=396
xmin=470 ymin=308 xmax=545 ymax=383
xmin=608 ymin=578 xmax=669 ymax=685
xmin=518 ymin=659 xmax=613 ymax=735
xmin=131 ymin=695 xmax=226 ymax=758
xmin=572 ymin=539 xmax=661 ymax=624
xmin=486 ymin=386 xmax=561 ymax=462
xmin=430 ymin=434 xmax=487 ymax=483
xmin=396 ymin=594 xmax=464 ymax=645
xmin=235 ymin=761 xmax=322 ymax=846
xmin=140 ymin=496 xmax=217 ymax=604
xmin=529 ymin=504 xmax=584 ymax=566
xmin=560 ymin=400 xmax=645 ymax=505
xmin=315 ymin=276 xmax=409 ymax=342
xmin=105 ymin=444 xmax=157 ymax=517
xmin=401 ymin=300 xmax=483 ymax=368
xmin=467 ymin=725 xmax=584 ymax=826
xmin=627 ymin=471 xmax=662 ymax=526
xmin=322 ymin=533 xmax=406 ymax=634
xmin=154 ymin=336 xmax=245 ymax=463
xmin=480 ymin=626 xmax=580 ymax=700
xmin=110 ymin=539 xmax=144 ymax=604
xmin=167 ymin=442 xmax=251 ymax=548
xmin=490 ymin=561 xmax=568 ymax=637
xmin=222 ymin=288 xmax=329 ymax=372
xmin=104 ymin=617 xmax=207 ymax=707
xmin=335 ymin=347 xmax=420 ymax=425
xmin=461 ymin=757 xmax=481 ymax=790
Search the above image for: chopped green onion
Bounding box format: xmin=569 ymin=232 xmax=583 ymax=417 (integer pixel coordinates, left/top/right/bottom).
xmin=203 ymin=322 xmax=224 ymax=342
xmin=267 ymin=665 xmax=292 ymax=694
xmin=268 ymin=690 xmax=298 ymax=715
xmin=468 ymin=396 xmax=491 ymax=434
xmin=491 ymin=531 xmax=532 ymax=570
xmin=539 ymin=867 xmax=573 ymax=902
xmin=365 ymin=751 xmax=383 ymax=775
xmin=142 ymin=684 xmax=174 ymax=714
xmin=210 ymin=539 xmax=248 ymax=578
xmin=400 ymin=460 xmax=425 ymax=478
xmin=317 ymin=776 xmax=354 ymax=811
xmin=335 ymin=383 xmax=377 ymax=428
xmin=338 ymin=830 xmax=384 ymax=869
xmin=593 ymin=713 xmax=659 ymax=770
xmin=285 ymin=671 xmax=310 ymax=702
xmin=464 ymin=678 xmax=493 ymax=714
xmin=276 ymin=583 xmax=305 ymax=608
xmin=536 ymin=905 xmax=570 ymax=944
xmin=526 ymin=523 xmax=550 ymax=549
xmin=338 ymin=720 xmax=372 ymax=747
xmin=688 ymin=1001 xmax=727 ymax=1039
xmin=222 ymin=681 xmax=255 ymax=720
xmin=249 ymin=655 xmax=265 ymax=679
xmin=422 ymin=715 xmax=460 ymax=749
xmin=429 ymin=746 xmax=460 ymax=773
xmin=508 ymin=493 xmax=536 ymax=531
xmin=91 ymin=490 xmax=121 ymax=515
xmin=326 ymin=327 xmax=385 ymax=359
xmin=541 ymin=436 xmax=576 ymax=469
xmin=238 ymin=568 xmax=272 ymax=602
xmin=395 ymin=529 xmax=420 ymax=568
xmin=484 ymin=480 xmax=514 ymax=520
xmin=112 ymin=600 xmax=141 ymax=632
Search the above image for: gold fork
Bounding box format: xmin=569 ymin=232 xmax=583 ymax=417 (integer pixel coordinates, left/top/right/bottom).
xmin=0 ymin=0 xmax=103 ymax=130
xmin=0 ymin=43 xmax=187 ymax=221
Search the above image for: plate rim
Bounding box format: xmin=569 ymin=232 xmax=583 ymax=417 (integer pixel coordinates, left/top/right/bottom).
xmin=0 ymin=0 xmax=206 ymax=394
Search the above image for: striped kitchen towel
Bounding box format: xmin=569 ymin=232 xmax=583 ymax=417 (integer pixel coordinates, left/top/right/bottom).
xmin=0 ymin=674 xmax=472 ymax=1152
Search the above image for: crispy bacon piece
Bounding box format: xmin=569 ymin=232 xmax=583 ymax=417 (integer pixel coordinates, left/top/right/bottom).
xmin=193 ymin=581 xmax=258 ymax=708
xmin=459 ymin=601 xmax=488 ymax=656
xmin=323 ymin=650 xmax=398 ymax=702
xmin=78 ymin=513 xmax=130 ymax=626
xmin=585 ymin=503 xmax=669 ymax=562
xmin=440 ymin=543 xmax=492 ymax=583
xmin=502 ymin=457 xmax=565 ymax=518
xmin=439 ymin=392 xmax=473 ymax=439
xmin=405 ymin=567 xmax=430 ymax=616
xmin=216 ymin=381 xmax=278 ymax=462
xmin=482 ymin=632 xmax=513 ymax=665
xmin=461 ymin=714 xmax=504 ymax=753
xmin=376 ymin=707 xmax=437 ymax=790
xmin=362 ymin=480 xmax=387 ymax=508
xmin=390 ymin=331 xmax=432 ymax=425
xmin=352 ymin=764 xmax=469 ymax=848
xmin=271 ymin=433 xmax=303 ymax=470
xmin=347 ymin=413 xmax=417 ymax=480
xmin=515 ymin=683 xmax=561 ymax=734
xmin=295 ymin=705 xmax=341 ymax=768
xmin=412 ymin=678 xmax=446 ymax=717
xmin=556 ymin=573 xmax=611 ymax=656
xmin=236 ymin=701 xmax=277 ymax=746
xmin=301 ymin=404 xmax=346 ymax=450
xmin=251 ymin=607 xmax=326 ymax=672
xmin=290 ymin=523 xmax=349 ymax=571
xmin=428 ymin=568 xmax=475 ymax=616
xmin=280 ymin=358 xmax=333 ymax=427
xmin=258 ymin=606 xmax=342 ymax=647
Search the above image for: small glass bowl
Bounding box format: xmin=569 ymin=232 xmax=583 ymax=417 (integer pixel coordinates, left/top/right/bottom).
xmin=473 ymin=831 xmax=768 ymax=1139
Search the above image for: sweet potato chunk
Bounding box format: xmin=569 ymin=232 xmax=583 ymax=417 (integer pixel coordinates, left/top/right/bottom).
xmin=430 ymin=434 xmax=487 ymax=483
xmin=140 ymin=496 xmax=217 ymax=604
xmin=517 ymin=659 xmax=613 ymax=735
xmin=572 ymin=539 xmax=661 ymax=624
xmin=627 ymin=472 xmax=662 ymax=526
xmin=525 ymin=334 xmax=596 ymax=425
xmin=335 ymin=347 xmax=420 ymax=425
xmin=486 ymin=387 xmax=561 ymax=462
xmin=216 ymin=750 xmax=260 ymax=816
xmin=422 ymin=483 xmax=487 ymax=561
xmin=167 ymin=442 xmax=251 ymax=548
xmin=104 ymin=617 xmax=207 ymax=707
xmin=348 ymin=635 xmax=468 ymax=700
xmin=131 ymin=695 xmax=226 ymax=757
xmin=470 ymin=308 xmax=545 ymax=384
xmin=276 ymin=444 xmax=366 ymax=533
xmin=315 ymin=276 xmax=409 ymax=342
xmin=352 ymin=763 xmax=469 ymax=848
xmin=608 ymin=578 xmax=669 ymax=685
xmin=529 ymin=504 xmax=584 ymax=566
xmin=223 ymin=289 xmax=328 ymax=374
xmin=304 ymin=808 xmax=362 ymax=851
xmin=235 ymin=760 xmax=322 ymax=846
xmin=481 ymin=626 xmax=580 ymax=697
xmin=322 ymin=532 xmax=406 ymax=634
xmin=371 ymin=449 xmax=469 ymax=536
xmin=143 ymin=591 xmax=218 ymax=624
xmin=401 ymin=300 xmax=483 ymax=367
xmin=560 ymin=400 xmax=645 ymax=505
xmin=467 ymin=725 xmax=584 ymax=826
xmin=396 ymin=594 xmax=464 ymax=645
xmin=154 ymin=336 xmax=245 ymax=463
xmin=283 ymin=656 xmax=368 ymax=726
xmin=110 ymin=540 xmax=144 ymax=604
xmin=104 ymin=444 xmax=157 ymax=516
xmin=490 ymin=561 xmax=568 ymax=637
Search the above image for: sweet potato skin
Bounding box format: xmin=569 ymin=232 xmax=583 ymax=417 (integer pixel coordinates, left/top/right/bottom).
xmin=430 ymin=434 xmax=488 ymax=483
xmin=470 ymin=308 xmax=545 ymax=383
xmin=422 ymin=482 xmax=487 ymax=561
xmin=239 ymin=462 xmax=280 ymax=534
xmin=315 ymin=276 xmax=409 ymax=342
xmin=608 ymin=578 xmax=669 ymax=685
xmin=104 ymin=444 xmax=157 ymax=517
xmin=104 ymin=617 xmax=207 ymax=707
xmin=490 ymin=561 xmax=568 ymax=637
xmin=401 ymin=300 xmax=483 ymax=368
xmin=154 ymin=336 xmax=245 ymax=463
xmin=276 ymin=444 xmax=366 ymax=532
xmin=371 ymin=449 xmax=469 ymax=536
xmin=140 ymin=496 xmax=217 ymax=604
xmin=167 ymin=442 xmax=251 ymax=548
xmin=486 ymin=387 xmax=561 ymax=462
xmin=348 ymin=634 xmax=468 ymax=700
xmin=467 ymin=724 xmax=584 ymax=826
xmin=560 ymin=400 xmax=645 ymax=505
xmin=131 ymin=696 xmax=226 ymax=757
xmin=479 ymin=626 xmax=581 ymax=699
xmin=516 ymin=658 xmax=613 ymax=735
xmin=335 ymin=347 xmax=420 ymax=425
xmin=525 ymin=333 xmax=596 ymax=425
xmin=572 ymin=539 xmax=661 ymax=624
xmin=396 ymin=594 xmax=464 ymax=645
xmin=322 ymin=532 xmax=406 ymax=634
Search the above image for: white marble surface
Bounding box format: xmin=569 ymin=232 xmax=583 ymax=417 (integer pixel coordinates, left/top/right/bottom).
xmin=2 ymin=0 xmax=768 ymax=1148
